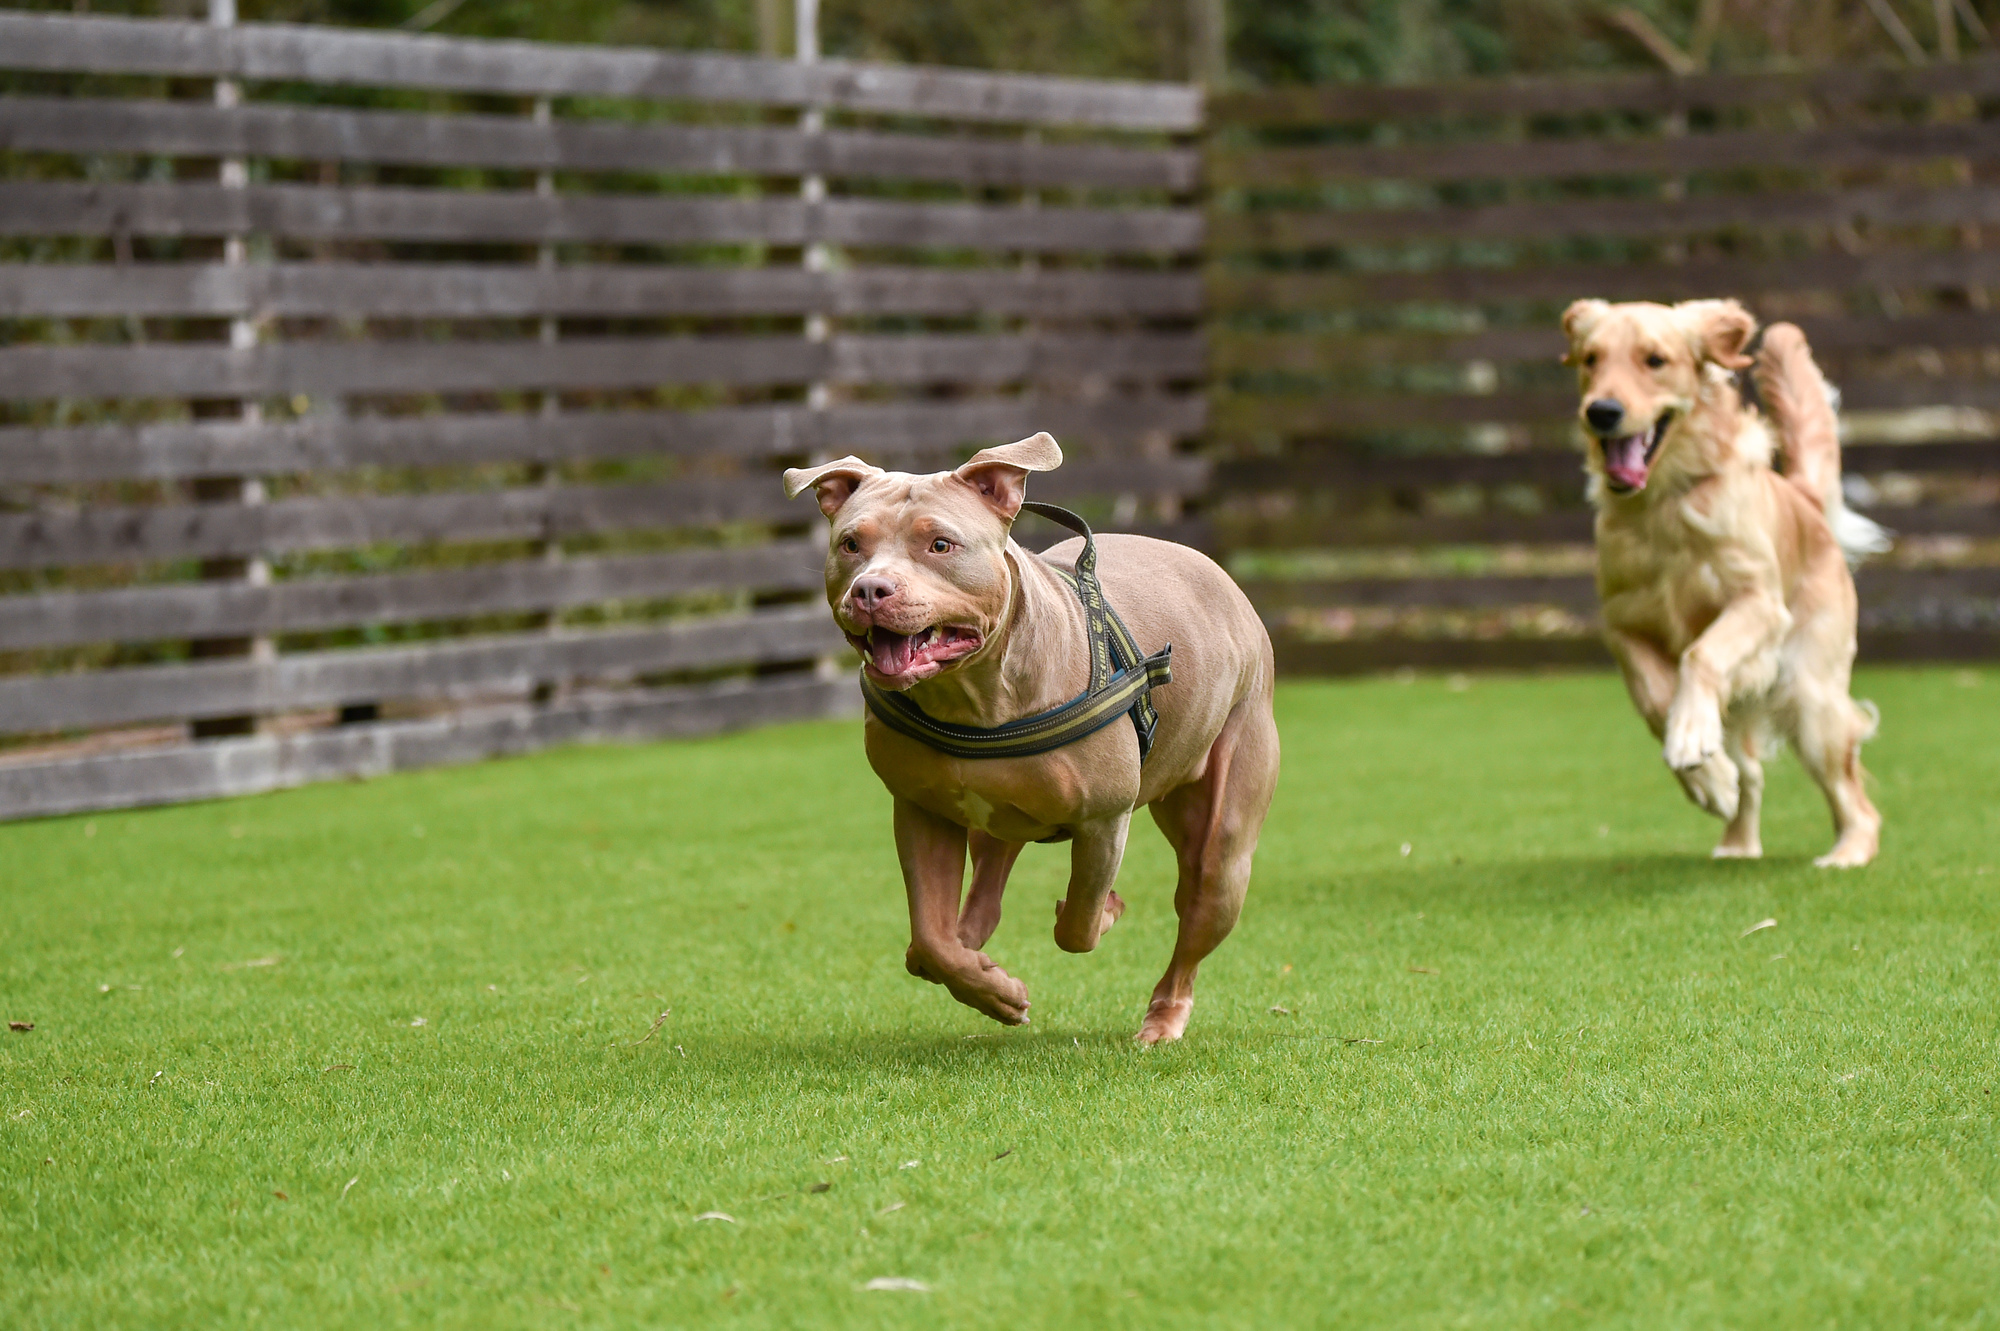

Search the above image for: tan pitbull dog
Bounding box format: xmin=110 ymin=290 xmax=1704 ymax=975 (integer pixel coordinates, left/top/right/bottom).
xmin=784 ymin=433 xmax=1279 ymax=1043
xmin=1562 ymin=298 xmax=1886 ymax=866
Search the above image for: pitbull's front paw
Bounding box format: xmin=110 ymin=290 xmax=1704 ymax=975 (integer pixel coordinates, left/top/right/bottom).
xmin=1134 ymin=997 xmax=1192 ymax=1045
xmin=1052 ymin=889 xmax=1125 ymax=953
xmin=1662 ymin=693 xmax=1723 ymax=771
xmin=906 ymin=943 xmax=1031 ymax=1025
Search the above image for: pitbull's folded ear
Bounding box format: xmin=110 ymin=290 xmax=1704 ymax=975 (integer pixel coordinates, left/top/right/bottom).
xmin=783 ymin=455 xmax=883 ymax=519
xmin=954 ymin=432 xmax=1063 ymax=522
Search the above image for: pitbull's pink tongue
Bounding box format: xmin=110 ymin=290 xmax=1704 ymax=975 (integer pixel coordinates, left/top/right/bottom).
xmin=869 ymin=629 xmax=913 ymax=675
xmin=1603 ymin=433 xmax=1651 ymax=491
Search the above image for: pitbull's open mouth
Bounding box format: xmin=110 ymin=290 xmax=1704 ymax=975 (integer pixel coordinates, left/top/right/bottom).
xmin=848 ymin=624 xmax=984 ymax=685
xmin=1599 ymin=410 xmax=1675 ymax=493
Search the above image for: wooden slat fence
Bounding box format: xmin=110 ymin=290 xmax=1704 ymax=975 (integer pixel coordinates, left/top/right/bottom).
xmin=1207 ymin=60 xmax=2000 ymax=673
xmin=0 ymin=12 xmax=1204 ymax=821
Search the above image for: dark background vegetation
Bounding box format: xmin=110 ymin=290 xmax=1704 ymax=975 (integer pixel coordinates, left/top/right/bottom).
xmin=8 ymin=0 xmax=1997 ymax=81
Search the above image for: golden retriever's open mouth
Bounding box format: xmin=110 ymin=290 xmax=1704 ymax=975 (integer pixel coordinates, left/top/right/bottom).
xmin=1599 ymin=410 xmax=1675 ymax=493
xmin=847 ymin=624 xmax=983 ymax=686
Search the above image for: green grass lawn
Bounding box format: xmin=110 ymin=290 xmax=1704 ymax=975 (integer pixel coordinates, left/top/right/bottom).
xmin=3 ymin=667 xmax=1997 ymax=1329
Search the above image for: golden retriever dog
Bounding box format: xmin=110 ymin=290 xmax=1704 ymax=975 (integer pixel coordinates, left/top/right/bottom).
xmin=1560 ymin=298 xmax=1888 ymax=866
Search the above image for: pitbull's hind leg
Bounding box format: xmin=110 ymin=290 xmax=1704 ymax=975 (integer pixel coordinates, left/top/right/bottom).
xmin=1136 ymin=695 xmax=1281 ymax=1045
xmin=959 ymin=830 xmax=1025 ymax=950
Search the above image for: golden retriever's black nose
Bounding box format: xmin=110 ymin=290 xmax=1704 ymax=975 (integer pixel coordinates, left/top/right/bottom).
xmin=850 ymin=575 xmax=897 ymax=609
xmin=1585 ymin=399 xmax=1626 ymax=433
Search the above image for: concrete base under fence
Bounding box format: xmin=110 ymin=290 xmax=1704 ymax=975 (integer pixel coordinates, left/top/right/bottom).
xmin=0 ymin=672 xmax=860 ymax=823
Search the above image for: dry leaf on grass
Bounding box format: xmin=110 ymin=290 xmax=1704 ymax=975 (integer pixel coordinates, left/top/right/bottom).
xmin=626 ymin=1009 xmax=672 ymax=1046
xmin=272 ymin=1190 xmax=289 ymax=1201
xmin=222 ymin=957 xmax=279 ymax=971
xmin=1740 ymin=918 xmax=1778 ymax=937
xmin=1269 ymin=1005 xmax=1292 ymax=1016
xmin=993 ymin=1149 xmax=1012 ymax=1161
xmin=694 ymin=1211 xmax=737 ymax=1224
xmin=899 ymin=1160 xmax=920 ymax=1170
xmin=148 ymin=1070 xmax=164 ymax=1086
xmin=321 ymin=1063 xmax=353 ymax=1073
xmin=1342 ymin=1036 xmax=1383 ymax=1045
xmin=878 ymin=1201 xmax=906 ymax=1215
xmin=808 ymin=1181 xmax=832 ymax=1194
xmin=7 ymin=1022 xmax=32 ymax=1032
xmin=1408 ymin=965 xmax=1439 ymax=975
xmin=863 ymin=1278 xmax=931 ymax=1293
xmin=340 ymin=1176 xmax=359 ymax=1202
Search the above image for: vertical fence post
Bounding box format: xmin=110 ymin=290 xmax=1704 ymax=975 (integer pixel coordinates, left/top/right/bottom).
xmin=794 ymin=0 xmax=843 ymax=689
xmin=531 ymin=94 xmax=565 ymax=706
xmin=188 ymin=0 xmax=270 ymax=741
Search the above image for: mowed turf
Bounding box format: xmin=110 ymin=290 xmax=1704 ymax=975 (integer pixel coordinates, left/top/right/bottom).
xmin=3 ymin=668 xmax=1997 ymax=1329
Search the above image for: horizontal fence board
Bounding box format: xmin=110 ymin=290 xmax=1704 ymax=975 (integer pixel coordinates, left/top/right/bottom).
xmin=0 ymin=457 xmax=1206 ymax=569
xmin=0 ymin=262 xmax=1205 ymax=320
xmin=0 ymin=181 xmax=1204 ymax=254
xmin=0 ymin=97 xmax=1199 ymax=193
xmin=0 ymin=13 xmax=1201 ymax=131
xmin=1267 ymin=628 xmax=2000 ymax=675
xmin=0 ymin=332 xmax=1206 ymax=400
xmin=0 ymin=541 xmax=825 ymax=650
xmin=1240 ymin=566 xmax=2000 ymax=614
xmin=1210 ymin=312 xmax=2000 ymax=375
xmin=0 ymin=394 xmax=1208 ymax=484
xmin=1211 ymin=122 xmax=2000 ymax=189
xmin=1209 ymin=183 xmax=2000 ymax=250
xmin=1208 ymin=249 xmax=2000 ymax=311
xmin=1214 ymin=503 xmax=2000 ymax=550
xmin=1213 ymin=57 xmax=2000 ymax=125
xmin=0 ymin=670 xmax=859 ymax=822
xmin=0 ymin=603 xmax=845 ymax=733
xmin=1214 ymin=442 xmax=1998 ymax=492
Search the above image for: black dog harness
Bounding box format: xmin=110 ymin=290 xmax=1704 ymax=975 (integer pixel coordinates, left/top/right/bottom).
xmin=858 ymin=502 xmax=1173 ymax=762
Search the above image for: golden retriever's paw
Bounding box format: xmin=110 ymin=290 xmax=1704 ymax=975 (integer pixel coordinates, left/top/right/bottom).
xmin=1674 ymin=754 xmax=1739 ymax=821
xmin=1712 ymin=839 xmax=1762 ymax=859
xmin=1814 ymin=837 xmax=1877 ymax=869
xmin=1662 ymin=698 xmax=1724 ymax=771
xmin=1134 ymin=997 xmax=1192 ymax=1045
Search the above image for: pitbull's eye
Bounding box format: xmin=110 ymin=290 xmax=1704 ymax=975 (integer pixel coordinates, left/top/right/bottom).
xmin=839 ymin=535 xmax=860 ymax=555
xmin=929 ymin=538 xmax=953 ymax=554
xmin=1583 ymin=352 xmax=1598 ymax=368
xmin=1646 ymin=353 xmax=1666 ymax=368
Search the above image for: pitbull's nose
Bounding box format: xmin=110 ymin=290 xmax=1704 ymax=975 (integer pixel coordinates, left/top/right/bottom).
xmin=1585 ymin=398 xmax=1626 ymax=433
xmin=849 ymin=575 xmax=898 ymax=611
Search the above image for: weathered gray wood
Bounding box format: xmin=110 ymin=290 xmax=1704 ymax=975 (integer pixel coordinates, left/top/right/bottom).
xmin=0 ymin=97 xmax=1198 ymax=193
xmin=0 ymin=455 xmax=1205 ymax=569
xmin=0 ymin=670 xmax=859 ymax=822
xmin=0 ymin=262 xmax=1204 ymax=320
xmin=0 ymin=394 xmax=1208 ymax=484
xmin=0 ymin=603 xmax=845 ymax=734
xmin=1241 ymin=566 xmax=2000 ymax=614
xmin=0 ymin=478 xmax=798 ymax=570
xmin=1214 ymin=442 xmax=1998 ymax=492
xmin=1208 ymin=184 xmax=2000 ymax=250
xmin=1207 ymin=248 xmax=2000 ymax=310
xmin=0 ymin=180 xmax=1203 ymax=254
xmin=0 ymin=541 xmax=826 ymax=650
xmin=1213 ymin=56 xmax=2000 ymax=124
xmin=1210 ymin=121 xmax=2000 ymax=189
xmin=0 ymin=332 xmax=1205 ymax=401
xmin=0 ymin=13 xmax=1201 ymax=132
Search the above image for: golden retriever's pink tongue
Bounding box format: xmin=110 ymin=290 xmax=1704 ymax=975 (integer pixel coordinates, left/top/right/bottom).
xmin=1604 ymin=434 xmax=1650 ymax=490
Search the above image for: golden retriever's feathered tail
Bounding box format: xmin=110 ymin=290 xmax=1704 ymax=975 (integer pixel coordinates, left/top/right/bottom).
xmin=1752 ymin=322 xmax=1891 ymax=567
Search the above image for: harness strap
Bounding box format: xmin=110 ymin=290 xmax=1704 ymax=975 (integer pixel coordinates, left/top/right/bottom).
xmin=858 ymin=501 xmax=1173 ymax=762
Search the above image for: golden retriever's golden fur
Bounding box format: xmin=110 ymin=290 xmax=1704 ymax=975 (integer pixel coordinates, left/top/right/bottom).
xmin=1561 ymin=298 xmax=1886 ymax=866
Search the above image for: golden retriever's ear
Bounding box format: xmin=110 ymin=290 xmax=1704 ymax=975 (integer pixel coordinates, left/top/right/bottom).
xmin=1678 ymin=298 xmax=1757 ymax=370
xmin=782 ymin=455 xmax=883 ymax=519
xmin=954 ymin=432 xmax=1063 ymax=522
xmin=1560 ymin=299 xmax=1610 ymax=364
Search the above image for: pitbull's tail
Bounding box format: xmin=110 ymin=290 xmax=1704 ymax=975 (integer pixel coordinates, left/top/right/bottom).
xmin=1753 ymin=322 xmax=1891 ymax=567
